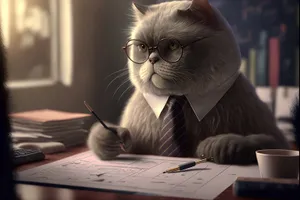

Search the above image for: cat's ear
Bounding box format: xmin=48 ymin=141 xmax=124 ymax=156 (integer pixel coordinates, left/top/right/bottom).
xmin=177 ymin=0 xmax=218 ymax=28
xmin=132 ymin=2 xmax=149 ymax=21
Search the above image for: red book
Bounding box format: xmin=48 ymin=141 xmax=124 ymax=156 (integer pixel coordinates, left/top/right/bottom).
xmin=269 ymin=37 xmax=280 ymax=88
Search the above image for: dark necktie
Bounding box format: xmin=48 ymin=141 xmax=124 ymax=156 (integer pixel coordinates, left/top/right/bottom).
xmin=158 ymin=95 xmax=188 ymax=157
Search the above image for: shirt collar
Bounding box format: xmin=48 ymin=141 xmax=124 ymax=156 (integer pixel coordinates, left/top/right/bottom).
xmin=143 ymin=72 xmax=239 ymax=121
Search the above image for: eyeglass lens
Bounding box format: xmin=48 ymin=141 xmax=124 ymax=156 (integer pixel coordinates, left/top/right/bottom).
xmin=126 ymin=40 xmax=149 ymax=64
xmin=125 ymin=39 xmax=183 ymax=64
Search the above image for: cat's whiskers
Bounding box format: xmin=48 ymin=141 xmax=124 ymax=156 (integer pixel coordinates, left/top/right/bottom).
xmin=113 ymin=78 xmax=131 ymax=97
xmin=182 ymin=68 xmax=195 ymax=79
xmin=110 ymin=72 xmax=139 ymax=101
xmin=172 ymin=65 xmax=194 ymax=79
xmin=105 ymin=71 xmax=129 ymax=92
xmin=104 ymin=67 xmax=128 ymax=80
xmin=156 ymin=67 xmax=181 ymax=81
xmin=165 ymin=71 xmax=188 ymax=84
xmin=170 ymin=77 xmax=177 ymax=85
xmin=158 ymin=63 xmax=194 ymax=83
xmin=175 ymin=71 xmax=193 ymax=83
xmin=175 ymin=75 xmax=186 ymax=83
xmin=118 ymin=85 xmax=134 ymax=102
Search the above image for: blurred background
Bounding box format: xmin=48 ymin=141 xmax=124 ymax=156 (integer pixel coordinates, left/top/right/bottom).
xmin=1 ymin=0 xmax=299 ymax=143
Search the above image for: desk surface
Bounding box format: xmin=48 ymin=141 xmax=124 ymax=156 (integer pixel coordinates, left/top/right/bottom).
xmin=15 ymin=146 xmax=266 ymax=200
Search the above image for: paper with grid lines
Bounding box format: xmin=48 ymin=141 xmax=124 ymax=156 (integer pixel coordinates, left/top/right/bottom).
xmin=16 ymin=151 xmax=260 ymax=199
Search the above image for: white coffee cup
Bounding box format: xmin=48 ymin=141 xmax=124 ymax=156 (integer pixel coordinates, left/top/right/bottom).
xmin=256 ymin=149 xmax=299 ymax=179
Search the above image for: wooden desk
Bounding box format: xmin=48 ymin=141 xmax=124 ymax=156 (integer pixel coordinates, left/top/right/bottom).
xmin=15 ymin=146 xmax=268 ymax=200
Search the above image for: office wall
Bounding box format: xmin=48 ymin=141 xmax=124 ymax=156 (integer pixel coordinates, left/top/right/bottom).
xmin=5 ymin=0 xmax=154 ymax=125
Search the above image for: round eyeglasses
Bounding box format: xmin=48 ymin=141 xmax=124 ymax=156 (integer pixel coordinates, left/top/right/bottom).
xmin=122 ymin=38 xmax=205 ymax=64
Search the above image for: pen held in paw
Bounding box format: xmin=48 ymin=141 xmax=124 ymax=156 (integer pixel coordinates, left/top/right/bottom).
xmin=84 ymin=101 xmax=109 ymax=130
xmin=84 ymin=101 xmax=127 ymax=151
xmin=103 ymin=143 xmax=125 ymax=152
xmin=119 ymin=142 xmax=127 ymax=152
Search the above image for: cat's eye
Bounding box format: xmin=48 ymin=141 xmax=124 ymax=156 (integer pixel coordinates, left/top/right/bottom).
xmin=137 ymin=44 xmax=147 ymax=52
xmin=123 ymin=40 xmax=150 ymax=64
xmin=168 ymin=41 xmax=180 ymax=51
xmin=158 ymin=39 xmax=183 ymax=63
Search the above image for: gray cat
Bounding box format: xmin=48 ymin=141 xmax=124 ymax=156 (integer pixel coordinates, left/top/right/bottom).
xmin=88 ymin=0 xmax=290 ymax=164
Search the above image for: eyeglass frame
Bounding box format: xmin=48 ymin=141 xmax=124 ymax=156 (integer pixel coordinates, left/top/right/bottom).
xmin=122 ymin=37 xmax=207 ymax=64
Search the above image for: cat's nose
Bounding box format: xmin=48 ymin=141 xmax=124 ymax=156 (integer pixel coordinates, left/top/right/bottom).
xmin=149 ymin=53 xmax=160 ymax=64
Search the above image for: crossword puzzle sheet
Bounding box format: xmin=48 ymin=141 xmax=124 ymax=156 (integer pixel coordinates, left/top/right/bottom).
xmin=16 ymin=151 xmax=260 ymax=199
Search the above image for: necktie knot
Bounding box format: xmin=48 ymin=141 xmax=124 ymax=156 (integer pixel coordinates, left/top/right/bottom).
xmin=168 ymin=95 xmax=187 ymax=109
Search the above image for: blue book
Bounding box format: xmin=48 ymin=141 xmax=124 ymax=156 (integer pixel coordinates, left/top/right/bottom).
xmin=233 ymin=177 xmax=300 ymax=200
xmin=256 ymin=31 xmax=268 ymax=86
xmin=296 ymin=48 xmax=299 ymax=86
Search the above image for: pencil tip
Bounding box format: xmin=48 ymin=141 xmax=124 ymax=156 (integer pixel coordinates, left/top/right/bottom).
xmin=83 ymin=101 xmax=93 ymax=112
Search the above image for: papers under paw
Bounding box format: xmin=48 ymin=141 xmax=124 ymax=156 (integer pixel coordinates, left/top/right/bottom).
xmin=196 ymin=134 xmax=256 ymax=164
xmin=87 ymin=122 xmax=132 ymax=160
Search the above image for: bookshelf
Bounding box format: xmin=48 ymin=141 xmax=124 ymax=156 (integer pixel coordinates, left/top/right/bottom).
xmin=213 ymin=0 xmax=299 ymax=123
xmin=157 ymin=0 xmax=299 ymax=88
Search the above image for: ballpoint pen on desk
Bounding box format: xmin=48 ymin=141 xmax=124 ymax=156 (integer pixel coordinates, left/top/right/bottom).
xmin=84 ymin=101 xmax=126 ymax=152
xmin=163 ymin=157 xmax=213 ymax=173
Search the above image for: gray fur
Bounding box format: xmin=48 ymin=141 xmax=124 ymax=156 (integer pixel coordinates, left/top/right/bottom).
xmin=87 ymin=0 xmax=290 ymax=164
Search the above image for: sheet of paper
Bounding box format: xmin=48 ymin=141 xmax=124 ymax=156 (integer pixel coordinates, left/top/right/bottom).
xmin=256 ymin=87 xmax=273 ymax=111
xmin=16 ymin=151 xmax=260 ymax=200
xmin=275 ymin=87 xmax=299 ymax=118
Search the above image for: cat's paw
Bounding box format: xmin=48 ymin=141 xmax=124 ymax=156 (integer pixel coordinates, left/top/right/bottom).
xmin=87 ymin=122 xmax=132 ymax=160
xmin=196 ymin=134 xmax=256 ymax=164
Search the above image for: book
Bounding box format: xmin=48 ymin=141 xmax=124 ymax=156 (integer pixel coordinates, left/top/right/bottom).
xmin=233 ymin=177 xmax=299 ymax=200
xmin=279 ymin=24 xmax=296 ymax=86
xmin=256 ymin=31 xmax=268 ymax=86
xmin=297 ymin=4 xmax=299 ymax=27
xmin=248 ymin=48 xmax=256 ymax=86
xmin=269 ymin=37 xmax=280 ymax=88
xmin=296 ymin=48 xmax=299 ymax=86
xmin=10 ymin=109 xmax=90 ymax=124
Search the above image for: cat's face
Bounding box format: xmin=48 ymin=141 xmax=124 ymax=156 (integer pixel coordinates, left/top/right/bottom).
xmin=127 ymin=0 xmax=241 ymax=96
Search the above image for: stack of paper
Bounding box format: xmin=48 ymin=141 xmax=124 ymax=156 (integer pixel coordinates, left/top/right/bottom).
xmin=10 ymin=109 xmax=91 ymax=148
xmin=275 ymin=87 xmax=299 ymax=142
